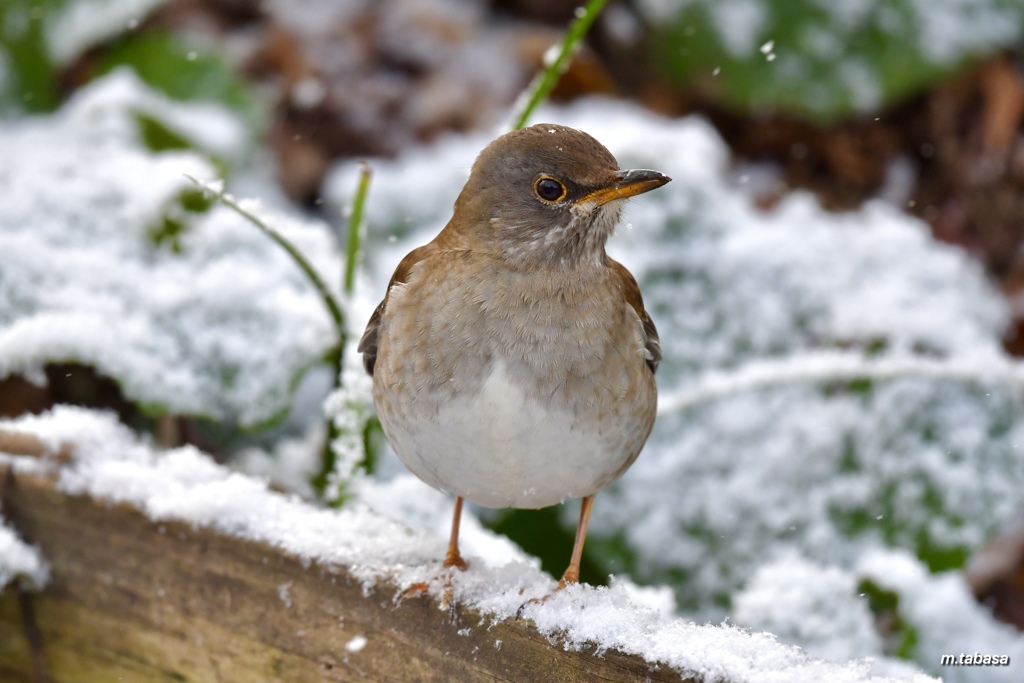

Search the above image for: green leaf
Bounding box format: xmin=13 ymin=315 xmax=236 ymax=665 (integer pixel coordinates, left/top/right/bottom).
xmin=147 ymin=216 xmax=187 ymax=253
xmin=650 ymin=0 xmax=1024 ymax=121
xmin=135 ymin=112 xmax=193 ymax=152
xmin=97 ymin=32 xmax=265 ymax=132
xmin=857 ymin=578 xmax=919 ymax=660
xmin=509 ymin=0 xmax=610 ymax=130
xmin=0 ymin=0 xmax=64 ymax=112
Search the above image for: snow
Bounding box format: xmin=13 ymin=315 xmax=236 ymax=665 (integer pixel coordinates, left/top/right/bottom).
xmin=658 ymin=350 xmax=1024 ymax=415
xmin=908 ymin=0 xmax=1022 ymax=65
xmin=0 ymin=406 xmax=935 ymax=683
xmin=636 ymin=0 xmax=1022 ymax=66
xmin=236 ymin=423 xmax=324 ymax=500
xmin=0 ymin=521 xmax=49 ymax=592
xmin=858 ymin=549 xmax=1024 ymax=682
xmin=45 ymin=0 xmax=170 ymax=66
xmin=711 ymin=1 xmax=769 ymax=57
xmin=345 ymin=634 xmax=368 ymax=652
xmin=324 ymin=97 xmax=1024 ymax=676
xmin=635 ymin=0 xmax=1024 ymax=115
xmin=736 ymin=551 xmax=1024 ymax=682
xmin=0 ymin=71 xmax=339 ymax=427
xmin=320 ymin=346 xmax=378 ymax=502
xmin=734 ymin=554 xmax=885 ymax=664
xmin=2 ymin=407 xmax=441 ymax=582
xmin=277 ymin=581 xmax=293 ymax=608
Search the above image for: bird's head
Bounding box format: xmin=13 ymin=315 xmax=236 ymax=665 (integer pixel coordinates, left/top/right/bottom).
xmin=451 ymin=123 xmax=671 ymax=267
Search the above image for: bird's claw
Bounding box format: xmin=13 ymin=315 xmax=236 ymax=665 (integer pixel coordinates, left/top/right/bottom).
xmin=400 ymin=557 xmax=467 ymax=608
xmin=515 ymin=578 xmax=576 ymax=619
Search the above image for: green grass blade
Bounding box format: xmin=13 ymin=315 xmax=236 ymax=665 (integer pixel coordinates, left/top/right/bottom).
xmin=509 ymin=0 xmax=610 ymax=131
xmin=344 ymin=163 xmax=372 ymax=295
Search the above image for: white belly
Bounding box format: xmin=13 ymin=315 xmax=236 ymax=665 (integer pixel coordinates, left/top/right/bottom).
xmin=378 ymin=359 xmax=637 ymax=509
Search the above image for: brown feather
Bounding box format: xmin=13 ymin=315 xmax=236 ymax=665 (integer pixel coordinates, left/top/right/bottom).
xmin=358 ymin=242 xmax=439 ymax=375
xmin=610 ymin=259 xmax=660 ymax=374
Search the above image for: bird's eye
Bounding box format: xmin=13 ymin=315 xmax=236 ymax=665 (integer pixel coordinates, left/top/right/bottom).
xmin=534 ymin=177 xmax=567 ymax=202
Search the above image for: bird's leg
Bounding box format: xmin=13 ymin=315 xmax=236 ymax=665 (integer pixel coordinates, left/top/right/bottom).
xmin=516 ymin=496 xmax=595 ymax=618
xmin=437 ymin=495 xmax=467 ymax=611
xmin=559 ymin=495 xmax=594 ymax=587
xmin=443 ymin=495 xmax=468 ymax=570
xmin=401 ymin=495 xmax=468 ymax=603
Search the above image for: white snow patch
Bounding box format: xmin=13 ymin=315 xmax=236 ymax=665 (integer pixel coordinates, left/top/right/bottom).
xmin=710 ymin=0 xmax=768 ymax=57
xmin=0 ymin=71 xmax=338 ymax=427
xmin=0 ymin=521 xmax=49 ymax=592
xmin=320 ymin=345 xmax=378 ymax=503
xmin=45 ymin=0 xmax=169 ymax=65
xmin=907 ymin=0 xmax=1022 ymax=65
xmin=236 ymin=425 xmax=324 ymax=501
xmin=636 ymin=0 xmax=1023 ymax=67
xmin=278 ymin=581 xmax=293 ymax=608
xmin=658 ymin=350 xmax=1024 ymax=415
xmin=734 ymin=554 xmax=884 ymax=663
xmin=859 ymin=549 xmax=1024 ymax=683
xmin=60 ymin=68 xmax=249 ymax=159
xmin=345 ymin=634 xmax=368 ymax=652
xmin=737 ymin=551 xmax=1024 ymax=682
xmin=2 ymin=407 xmax=442 ymax=586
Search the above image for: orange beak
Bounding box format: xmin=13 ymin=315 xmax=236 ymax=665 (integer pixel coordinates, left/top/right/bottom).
xmin=578 ymin=169 xmax=672 ymax=207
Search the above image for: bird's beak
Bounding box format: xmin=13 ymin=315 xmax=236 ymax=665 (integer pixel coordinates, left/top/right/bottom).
xmin=579 ymin=169 xmax=672 ymax=207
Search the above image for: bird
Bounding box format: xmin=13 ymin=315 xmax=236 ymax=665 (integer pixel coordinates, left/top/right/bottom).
xmin=359 ymin=122 xmax=669 ymax=589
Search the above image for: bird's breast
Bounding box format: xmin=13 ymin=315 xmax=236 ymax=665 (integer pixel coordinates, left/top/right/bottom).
xmin=371 ymin=253 xmax=656 ymax=508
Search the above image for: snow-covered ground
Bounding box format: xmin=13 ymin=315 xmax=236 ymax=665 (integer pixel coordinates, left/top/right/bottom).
xmin=2 ymin=68 xmax=1024 ymax=681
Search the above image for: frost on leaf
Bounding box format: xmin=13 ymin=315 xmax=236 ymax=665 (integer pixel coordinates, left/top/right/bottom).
xmin=637 ymin=0 xmax=1024 ymax=119
xmin=0 ymin=71 xmax=339 ymax=428
xmin=735 ymin=551 xmax=1024 ymax=682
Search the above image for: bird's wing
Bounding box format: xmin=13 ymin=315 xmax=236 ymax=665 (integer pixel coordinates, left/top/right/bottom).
xmin=358 ymin=243 xmax=437 ymax=376
xmin=611 ymin=259 xmax=661 ymax=374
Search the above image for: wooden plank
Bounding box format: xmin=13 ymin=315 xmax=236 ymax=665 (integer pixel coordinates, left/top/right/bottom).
xmin=0 ymin=464 xmax=692 ymax=683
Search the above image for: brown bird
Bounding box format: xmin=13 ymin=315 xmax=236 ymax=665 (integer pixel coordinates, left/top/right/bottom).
xmin=359 ymin=123 xmax=669 ymax=587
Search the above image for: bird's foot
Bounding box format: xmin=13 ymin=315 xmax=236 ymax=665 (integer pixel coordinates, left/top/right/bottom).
xmin=401 ymin=553 xmax=468 ymax=606
xmin=437 ymin=549 xmax=468 ymax=608
xmin=400 ymin=582 xmax=429 ymax=599
xmin=444 ymin=549 xmax=468 ymax=572
xmin=515 ymin=577 xmax=577 ymax=619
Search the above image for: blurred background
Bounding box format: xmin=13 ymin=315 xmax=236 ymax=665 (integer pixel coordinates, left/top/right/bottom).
xmin=3 ymin=1 xmax=1024 ymax=680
